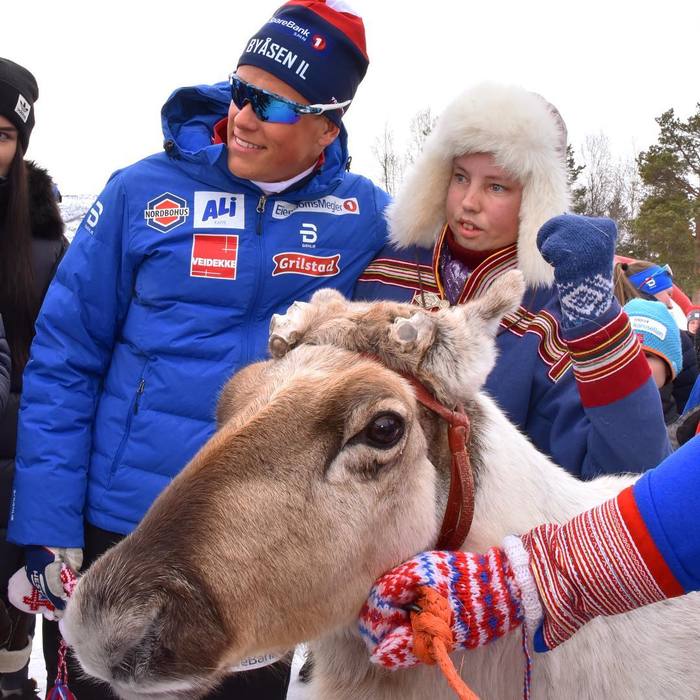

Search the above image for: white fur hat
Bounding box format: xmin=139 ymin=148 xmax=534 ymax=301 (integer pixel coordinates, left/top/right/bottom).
xmin=387 ymin=83 xmax=571 ymax=287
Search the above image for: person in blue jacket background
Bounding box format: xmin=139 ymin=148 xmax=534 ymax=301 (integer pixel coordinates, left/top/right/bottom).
xmin=8 ymin=2 xmax=389 ymax=698
xmin=355 ymin=82 xmax=670 ymax=479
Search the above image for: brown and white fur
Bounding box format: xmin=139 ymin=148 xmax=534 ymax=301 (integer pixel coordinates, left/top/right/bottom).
xmin=62 ymin=271 xmax=700 ymax=699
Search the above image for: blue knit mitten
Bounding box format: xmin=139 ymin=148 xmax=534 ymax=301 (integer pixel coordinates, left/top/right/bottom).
xmin=536 ymin=214 xmax=617 ymax=329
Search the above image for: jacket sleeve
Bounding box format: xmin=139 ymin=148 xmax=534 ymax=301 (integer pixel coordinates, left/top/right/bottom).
xmin=8 ymin=174 xmax=137 ymax=548
xmin=0 ymin=316 xmax=10 ymax=416
xmin=632 ymin=435 xmax=700 ymax=590
xmin=531 ymin=301 xmax=671 ymax=479
xmin=519 ymin=436 xmax=699 ymax=653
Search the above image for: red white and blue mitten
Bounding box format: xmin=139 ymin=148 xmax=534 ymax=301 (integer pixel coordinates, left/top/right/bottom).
xmin=360 ymin=486 xmax=681 ymax=668
xmin=537 ymin=214 xmax=617 ymax=330
xmin=8 ymin=546 xmax=81 ymax=621
xmin=359 ymin=545 xmax=540 ymax=669
xmin=522 ymin=487 xmax=681 ymax=651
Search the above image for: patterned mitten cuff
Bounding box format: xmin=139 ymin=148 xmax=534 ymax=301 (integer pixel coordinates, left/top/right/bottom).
xmin=537 ymin=214 xmax=617 ymax=329
xmin=502 ymin=535 xmax=543 ymax=634
xmin=359 ymin=549 xmax=524 ymax=669
xmin=521 ymin=486 xmax=682 ymax=652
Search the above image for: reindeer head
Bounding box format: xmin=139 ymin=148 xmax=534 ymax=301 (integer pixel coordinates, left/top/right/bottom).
xmin=269 ymin=269 xmax=525 ymax=404
xmin=62 ymin=272 xmax=524 ymax=699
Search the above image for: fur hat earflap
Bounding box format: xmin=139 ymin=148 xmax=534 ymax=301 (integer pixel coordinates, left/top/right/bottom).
xmin=387 ymin=83 xmax=571 ymax=287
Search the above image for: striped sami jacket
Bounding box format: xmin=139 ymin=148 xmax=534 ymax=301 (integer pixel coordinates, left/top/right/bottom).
xmin=354 ymin=240 xmax=670 ymax=479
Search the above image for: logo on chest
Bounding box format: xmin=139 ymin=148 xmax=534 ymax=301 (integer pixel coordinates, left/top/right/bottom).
xmin=144 ymin=193 xmax=190 ymax=233
xmin=193 ymin=192 xmax=245 ymax=229
xmin=271 ymin=196 xmax=360 ymax=219
xmin=190 ymin=234 xmax=239 ymax=280
xmin=272 ymin=252 xmax=340 ymax=278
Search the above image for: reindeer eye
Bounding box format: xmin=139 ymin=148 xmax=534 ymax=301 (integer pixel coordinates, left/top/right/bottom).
xmin=363 ymin=412 xmax=405 ymax=449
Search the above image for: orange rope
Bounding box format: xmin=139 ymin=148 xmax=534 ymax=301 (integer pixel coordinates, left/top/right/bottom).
xmin=410 ymin=586 xmax=480 ymax=700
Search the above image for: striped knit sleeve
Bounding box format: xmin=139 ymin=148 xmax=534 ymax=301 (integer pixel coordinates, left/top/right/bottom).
xmin=522 ymin=480 xmax=685 ymax=652
xmin=563 ymin=301 xmax=652 ymax=408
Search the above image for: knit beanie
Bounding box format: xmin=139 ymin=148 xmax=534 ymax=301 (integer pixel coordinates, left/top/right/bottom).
xmin=686 ymin=306 xmax=700 ymax=325
xmin=238 ymin=0 xmax=368 ymax=125
xmin=624 ymin=298 xmax=682 ymax=380
xmin=0 ymin=58 xmax=39 ymax=152
xmin=627 ymin=264 xmax=673 ymax=295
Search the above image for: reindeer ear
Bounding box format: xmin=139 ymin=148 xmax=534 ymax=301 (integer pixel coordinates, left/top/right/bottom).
xmin=308 ymin=288 xmax=346 ymax=306
xmin=460 ymin=270 xmax=525 ymax=336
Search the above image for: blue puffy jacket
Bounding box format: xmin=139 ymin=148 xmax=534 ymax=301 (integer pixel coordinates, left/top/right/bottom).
xmin=9 ymin=82 xmax=390 ymax=547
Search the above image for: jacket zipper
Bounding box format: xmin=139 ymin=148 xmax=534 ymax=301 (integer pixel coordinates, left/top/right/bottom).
xmin=256 ymin=195 xmax=267 ymax=235
xmin=107 ymin=364 xmax=148 ymax=486
xmin=243 ymin=195 xmax=268 ymax=364
xmin=133 ymin=379 xmax=145 ymax=415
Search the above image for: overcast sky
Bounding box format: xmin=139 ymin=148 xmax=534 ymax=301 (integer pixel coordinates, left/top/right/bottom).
xmin=7 ymin=0 xmax=699 ymax=194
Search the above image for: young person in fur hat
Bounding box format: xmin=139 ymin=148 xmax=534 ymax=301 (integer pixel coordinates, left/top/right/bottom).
xmin=0 ymin=57 xmax=67 ymax=700
xmin=356 ymin=82 xmax=669 ymax=478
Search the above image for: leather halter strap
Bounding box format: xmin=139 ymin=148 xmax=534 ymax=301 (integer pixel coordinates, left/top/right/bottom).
xmin=399 ymin=373 xmax=475 ymax=551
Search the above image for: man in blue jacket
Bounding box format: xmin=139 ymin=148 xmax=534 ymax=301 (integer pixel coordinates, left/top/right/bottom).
xmin=8 ymin=2 xmax=389 ymax=698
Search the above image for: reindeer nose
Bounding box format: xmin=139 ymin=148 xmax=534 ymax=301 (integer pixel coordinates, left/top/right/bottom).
xmin=108 ymin=614 xmax=166 ymax=684
xmin=110 ymin=661 xmax=132 ymax=683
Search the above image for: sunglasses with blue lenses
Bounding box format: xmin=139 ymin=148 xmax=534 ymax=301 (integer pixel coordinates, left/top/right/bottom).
xmin=229 ymin=73 xmax=351 ymax=125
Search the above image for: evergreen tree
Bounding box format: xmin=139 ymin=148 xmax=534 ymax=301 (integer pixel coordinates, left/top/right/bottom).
xmin=566 ymin=144 xmax=587 ymax=214
xmin=627 ymin=105 xmax=700 ymax=295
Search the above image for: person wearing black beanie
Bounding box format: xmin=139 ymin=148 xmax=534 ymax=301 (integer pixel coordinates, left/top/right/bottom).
xmin=0 ymin=57 xmax=66 ymax=700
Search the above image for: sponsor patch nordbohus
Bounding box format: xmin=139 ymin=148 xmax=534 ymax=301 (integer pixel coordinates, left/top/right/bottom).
xmin=144 ymin=192 xmax=190 ymax=233
xmin=272 ymin=196 xmax=359 ymax=220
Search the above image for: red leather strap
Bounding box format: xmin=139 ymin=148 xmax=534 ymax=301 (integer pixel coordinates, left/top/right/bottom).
xmin=400 ymin=374 xmax=475 ymax=551
xmin=359 ymin=355 xmax=475 ymax=550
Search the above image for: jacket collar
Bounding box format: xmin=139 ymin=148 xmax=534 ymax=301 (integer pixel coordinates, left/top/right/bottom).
xmin=433 ymin=224 xmax=519 ymax=304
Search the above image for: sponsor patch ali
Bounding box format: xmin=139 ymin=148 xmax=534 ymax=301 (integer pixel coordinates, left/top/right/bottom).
xmin=193 ymin=191 xmax=245 ymax=229
xmin=191 ymin=234 xmax=239 ymax=280
xmin=145 ymin=192 xmax=190 ymax=233
xmin=272 ymin=252 xmax=340 ymax=277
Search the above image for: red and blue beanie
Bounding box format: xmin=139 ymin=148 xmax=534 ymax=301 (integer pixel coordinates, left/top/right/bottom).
xmin=624 ymin=298 xmax=682 ymax=380
xmin=238 ymin=0 xmax=368 ymax=125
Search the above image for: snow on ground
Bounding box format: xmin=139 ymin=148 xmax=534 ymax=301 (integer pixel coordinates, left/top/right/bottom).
xmin=28 ymin=631 xmax=44 ymax=694
xmin=59 ymin=193 xmax=95 ymax=241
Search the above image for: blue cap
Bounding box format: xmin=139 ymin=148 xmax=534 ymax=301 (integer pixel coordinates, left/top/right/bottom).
xmin=624 ymin=298 xmax=682 ymax=379
xmin=628 ymin=264 xmax=673 ymax=296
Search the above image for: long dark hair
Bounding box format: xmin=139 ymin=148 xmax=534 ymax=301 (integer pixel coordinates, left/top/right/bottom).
xmin=0 ymin=143 xmax=37 ymax=371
